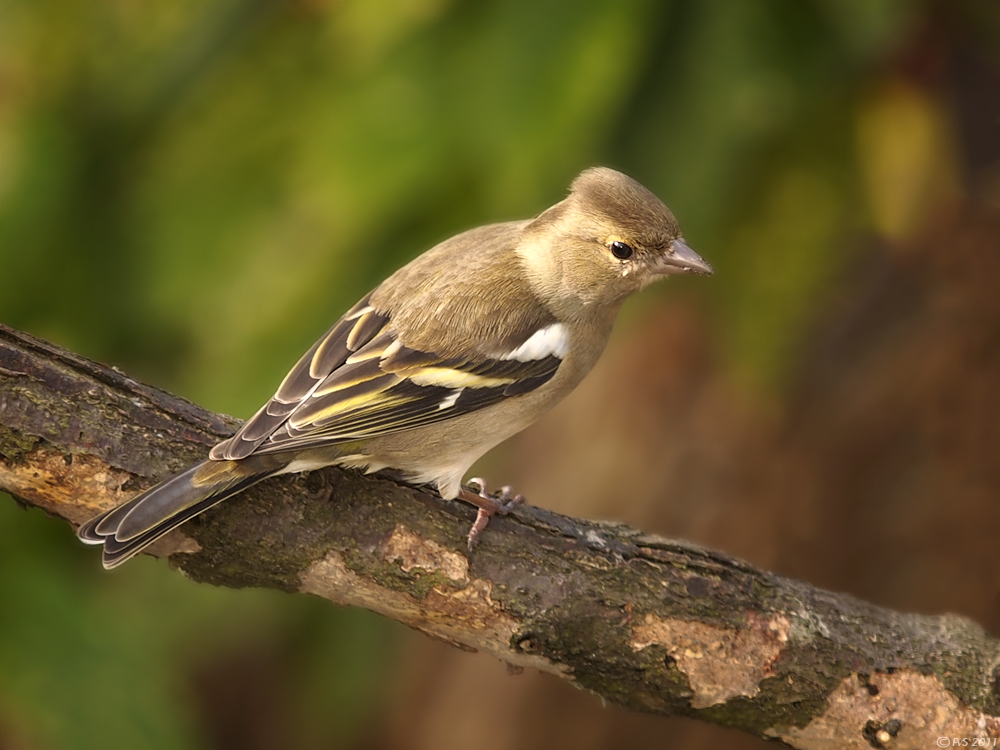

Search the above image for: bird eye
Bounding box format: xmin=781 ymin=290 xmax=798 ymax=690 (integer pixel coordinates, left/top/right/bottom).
xmin=610 ymin=241 xmax=634 ymax=260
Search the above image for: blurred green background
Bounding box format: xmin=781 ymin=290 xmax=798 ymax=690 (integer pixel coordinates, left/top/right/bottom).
xmin=2 ymin=0 xmax=999 ymax=748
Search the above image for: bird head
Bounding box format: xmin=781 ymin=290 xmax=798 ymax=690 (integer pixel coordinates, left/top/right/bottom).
xmin=520 ymin=167 xmax=712 ymax=317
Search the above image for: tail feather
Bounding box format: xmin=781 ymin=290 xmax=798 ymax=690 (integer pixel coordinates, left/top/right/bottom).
xmin=78 ymin=459 xmax=279 ymax=569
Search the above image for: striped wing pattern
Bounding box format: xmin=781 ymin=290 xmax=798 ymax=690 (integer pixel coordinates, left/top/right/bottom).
xmin=211 ymin=295 xmax=384 ymax=460
xmin=211 ymin=293 xmax=563 ymax=460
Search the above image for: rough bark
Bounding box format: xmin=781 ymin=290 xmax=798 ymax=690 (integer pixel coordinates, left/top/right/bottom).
xmin=1 ymin=322 xmax=998 ymax=749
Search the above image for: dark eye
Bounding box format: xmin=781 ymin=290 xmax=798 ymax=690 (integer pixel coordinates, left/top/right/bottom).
xmin=610 ymin=241 xmax=634 ymax=260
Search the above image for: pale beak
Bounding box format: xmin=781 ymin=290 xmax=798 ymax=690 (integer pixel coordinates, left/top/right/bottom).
xmin=654 ymin=239 xmax=713 ymax=276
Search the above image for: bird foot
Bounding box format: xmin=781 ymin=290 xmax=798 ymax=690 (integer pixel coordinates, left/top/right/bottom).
xmin=458 ymin=477 xmax=524 ymax=551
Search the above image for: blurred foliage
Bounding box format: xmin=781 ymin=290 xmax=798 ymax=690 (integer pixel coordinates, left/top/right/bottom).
xmin=0 ymin=0 xmax=984 ymax=747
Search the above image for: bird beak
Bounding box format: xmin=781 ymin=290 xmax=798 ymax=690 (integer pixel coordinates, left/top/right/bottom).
xmin=654 ymin=239 xmax=713 ymax=276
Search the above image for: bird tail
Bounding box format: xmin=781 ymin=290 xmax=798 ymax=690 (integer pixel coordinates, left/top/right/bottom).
xmin=77 ymin=458 xmax=282 ymax=569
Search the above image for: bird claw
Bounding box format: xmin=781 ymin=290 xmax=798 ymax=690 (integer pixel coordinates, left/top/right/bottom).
xmin=468 ymin=478 xmax=523 ymax=512
xmin=460 ymin=477 xmax=524 ymax=550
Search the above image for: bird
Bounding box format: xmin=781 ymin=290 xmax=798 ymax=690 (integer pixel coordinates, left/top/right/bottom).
xmin=78 ymin=167 xmax=713 ymax=568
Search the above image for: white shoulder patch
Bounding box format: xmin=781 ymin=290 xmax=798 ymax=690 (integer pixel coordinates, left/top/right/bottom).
xmin=502 ymin=323 xmax=569 ymax=362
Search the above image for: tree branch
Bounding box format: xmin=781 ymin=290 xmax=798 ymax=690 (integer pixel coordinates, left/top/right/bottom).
xmin=2 ymin=322 xmax=998 ymax=748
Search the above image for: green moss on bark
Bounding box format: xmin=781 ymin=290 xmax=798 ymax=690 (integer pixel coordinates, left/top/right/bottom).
xmin=0 ymin=424 xmax=40 ymax=463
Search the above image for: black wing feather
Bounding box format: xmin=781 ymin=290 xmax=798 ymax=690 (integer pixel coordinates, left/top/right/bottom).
xmin=211 ymin=294 xmax=385 ymax=460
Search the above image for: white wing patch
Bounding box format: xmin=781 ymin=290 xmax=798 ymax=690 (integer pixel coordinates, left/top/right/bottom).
xmin=438 ymin=389 xmax=463 ymax=410
xmin=502 ymin=323 xmax=569 ymax=362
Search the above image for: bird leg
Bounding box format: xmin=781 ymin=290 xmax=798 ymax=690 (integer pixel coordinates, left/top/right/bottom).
xmin=458 ymin=477 xmax=524 ymax=551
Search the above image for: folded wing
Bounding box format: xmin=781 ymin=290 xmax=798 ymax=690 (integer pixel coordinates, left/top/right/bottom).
xmin=211 ymin=294 xmax=566 ymax=460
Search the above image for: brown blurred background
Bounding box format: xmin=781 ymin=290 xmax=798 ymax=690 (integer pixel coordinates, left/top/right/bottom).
xmin=1 ymin=1 xmax=998 ymax=748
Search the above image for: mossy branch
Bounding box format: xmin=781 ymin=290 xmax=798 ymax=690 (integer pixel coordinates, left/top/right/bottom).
xmin=1 ymin=322 xmax=998 ymax=748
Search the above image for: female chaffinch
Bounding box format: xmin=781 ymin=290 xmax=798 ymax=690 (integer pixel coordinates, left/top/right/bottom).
xmin=79 ymin=167 xmax=712 ymax=568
